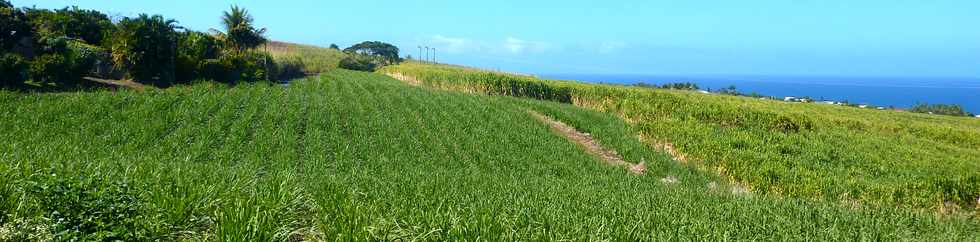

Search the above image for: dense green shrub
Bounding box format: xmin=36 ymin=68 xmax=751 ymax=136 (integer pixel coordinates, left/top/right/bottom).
xmin=176 ymin=31 xmax=221 ymax=83
xmin=0 ymin=52 xmax=28 ymax=88
xmin=200 ymin=51 xmax=275 ymax=83
xmin=0 ymin=1 xmax=31 ymax=51
xmin=338 ymin=55 xmax=378 ymax=72
xmin=111 ymin=14 xmax=178 ymax=86
xmin=910 ymin=103 xmax=971 ymax=117
xmin=25 ymin=38 xmax=107 ymax=88
xmin=66 ymin=39 xmax=112 ymax=78
xmin=276 ymin=59 xmax=306 ymax=80
xmin=4 ymin=2 xmax=303 ymax=89
xmin=24 ymin=6 xmax=114 ymax=46
xmin=28 ymin=54 xmax=73 ymax=86
xmin=635 ymin=82 xmax=700 ymax=91
xmin=25 ymin=175 xmax=155 ymax=241
xmin=343 ymin=41 xmax=401 ymax=65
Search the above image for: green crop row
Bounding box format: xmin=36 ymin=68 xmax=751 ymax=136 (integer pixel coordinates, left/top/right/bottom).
xmin=2 ymin=69 xmax=976 ymax=239
xmin=381 ymin=62 xmax=980 ymax=212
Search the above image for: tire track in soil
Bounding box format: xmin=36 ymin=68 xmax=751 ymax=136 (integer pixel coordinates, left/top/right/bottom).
xmin=528 ymin=110 xmax=647 ymax=174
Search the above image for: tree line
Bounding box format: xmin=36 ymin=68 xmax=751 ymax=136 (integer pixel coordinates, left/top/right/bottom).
xmin=1 ymin=1 xmax=402 ymax=91
xmin=338 ymin=41 xmax=402 ymax=72
xmin=910 ymin=103 xmax=973 ymax=117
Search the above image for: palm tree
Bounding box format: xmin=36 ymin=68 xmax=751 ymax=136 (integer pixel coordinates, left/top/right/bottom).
xmin=212 ymin=5 xmax=266 ymax=53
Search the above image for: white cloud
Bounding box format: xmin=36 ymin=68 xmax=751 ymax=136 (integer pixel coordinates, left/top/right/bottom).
xmin=503 ymin=37 xmax=553 ymax=54
xmin=423 ymin=35 xmax=554 ymax=56
xmin=431 ymin=35 xmax=474 ymax=54
xmin=599 ymin=41 xmax=628 ymax=54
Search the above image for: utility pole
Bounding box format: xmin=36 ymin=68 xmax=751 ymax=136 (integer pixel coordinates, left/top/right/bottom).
xmin=424 ymin=46 xmax=430 ymax=63
xmin=432 ymin=48 xmax=436 ymax=63
xmin=418 ymin=46 xmax=422 ymax=62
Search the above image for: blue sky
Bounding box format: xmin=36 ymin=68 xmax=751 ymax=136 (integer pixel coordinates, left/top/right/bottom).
xmin=13 ymin=0 xmax=980 ymax=77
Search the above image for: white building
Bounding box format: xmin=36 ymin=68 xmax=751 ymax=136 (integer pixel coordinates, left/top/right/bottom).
xmin=858 ymin=105 xmax=869 ymax=109
xmin=784 ymin=96 xmax=797 ymax=102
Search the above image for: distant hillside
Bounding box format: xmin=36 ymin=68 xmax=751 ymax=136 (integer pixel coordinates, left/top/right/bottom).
xmin=265 ymin=41 xmax=346 ymax=74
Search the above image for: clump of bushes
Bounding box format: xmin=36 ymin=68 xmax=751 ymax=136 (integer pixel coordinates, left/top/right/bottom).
xmin=110 ymin=14 xmax=178 ymax=86
xmin=634 ymin=82 xmax=700 ymax=91
xmin=200 ymin=51 xmax=278 ymax=83
xmin=0 ymin=53 xmax=28 ymax=87
xmin=21 ymin=175 xmax=155 ymax=241
xmin=0 ymin=1 xmax=304 ymax=91
xmin=338 ymin=41 xmax=402 ymax=72
xmin=910 ymin=103 xmax=972 ymax=117
xmin=338 ymin=54 xmax=379 ymax=72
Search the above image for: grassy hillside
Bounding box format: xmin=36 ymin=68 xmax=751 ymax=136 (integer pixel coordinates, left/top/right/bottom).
xmin=1 ymin=70 xmax=976 ymax=240
xmin=266 ymin=41 xmax=346 ymax=74
xmin=381 ymin=62 xmax=980 ymax=212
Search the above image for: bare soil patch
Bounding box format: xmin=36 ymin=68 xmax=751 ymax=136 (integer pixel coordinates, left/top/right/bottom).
xmin=84 ymin=77 xmax=147 ymax=91
xmin=528 ymin=111 xmax=646 ymax=174
xmin=385 ymin=72 xmax=421 ymax=86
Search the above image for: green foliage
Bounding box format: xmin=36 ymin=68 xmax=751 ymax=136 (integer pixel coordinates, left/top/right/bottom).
xmin=343 ymin=41 xmax=401 ymax=65
xmin=176 ymin=31 xmax=221 ymax=83
xmin=0 ymin=70 xmax=976 ymax=239
xmin=0 ymin=2 xmax=30 ymax=51
xmin=24 ymin=175 xmax=154 ymax=241
xmin=28 ymin=54 xmax=72 ymax=85
xmin=716 ymin=85 xmax=740 ymax=95
xmin=0 ymin=53 xmax=28 ymax=88
xmin=216 ymin=5 xmax=266 ymax=52
xmin=266 ymin=41 xmax=345 ymax=74
xmin=20 ymin=38 xmax=107 ymax=89
xmin=382 ymin=62 xmax=980 ymax=211
xmin=328 ymin=43 xmax=339 ymax=50
xmin=24 ymin=6 xmax=113 ymax=46
xmin=635 ymin=82 xmax=700 ymax=90
xmin=381 ymin=63 xmax=573 ymax=102
xmin=275 ymin=59 xmax=305 ymax=80
xmin=65 ymin=40 xmax=111 ymax=77
xmin=338 ymin=54 xmax=378 ymax=72
xmin=111 ymin=14 xmax=178 ymax=86
xmin=910 ymin=103 xmax=971 ymax=117
xmin=200 ymin=51 xmax=274 ymax=83
xmin=5 ymin=3 xmax=301 ymax=89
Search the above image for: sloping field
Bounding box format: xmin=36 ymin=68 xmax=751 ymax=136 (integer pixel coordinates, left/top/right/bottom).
xmin=2 ymin=69 xmax=976 ymax=240
xmin=382 ymin=62 xmax=980 ymax=213
xmin=266 ymin=41 xmax=346 ymax=74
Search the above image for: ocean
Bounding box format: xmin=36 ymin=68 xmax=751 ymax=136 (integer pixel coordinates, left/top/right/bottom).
xmin=542 ymin=74 xmax=980 ymax=114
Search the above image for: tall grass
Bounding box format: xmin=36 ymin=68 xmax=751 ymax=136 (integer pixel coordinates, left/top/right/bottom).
xmin=381 ymin=62 xmax=980 ymax=212
xmin=265 ymin=41 xmax=345 ymax=74
xmin=1 ymin=70 xmax=976 ymax=240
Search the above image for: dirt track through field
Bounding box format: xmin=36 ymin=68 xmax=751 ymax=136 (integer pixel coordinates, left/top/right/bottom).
xmin=528 ymin=111 xmax=646 ymax=174
xmin=385 ymin=72 xmax=421 ymax=86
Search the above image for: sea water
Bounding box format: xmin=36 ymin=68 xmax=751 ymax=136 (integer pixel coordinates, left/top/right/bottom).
xmin=543 ymin=74 xmax=980 ymax=114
